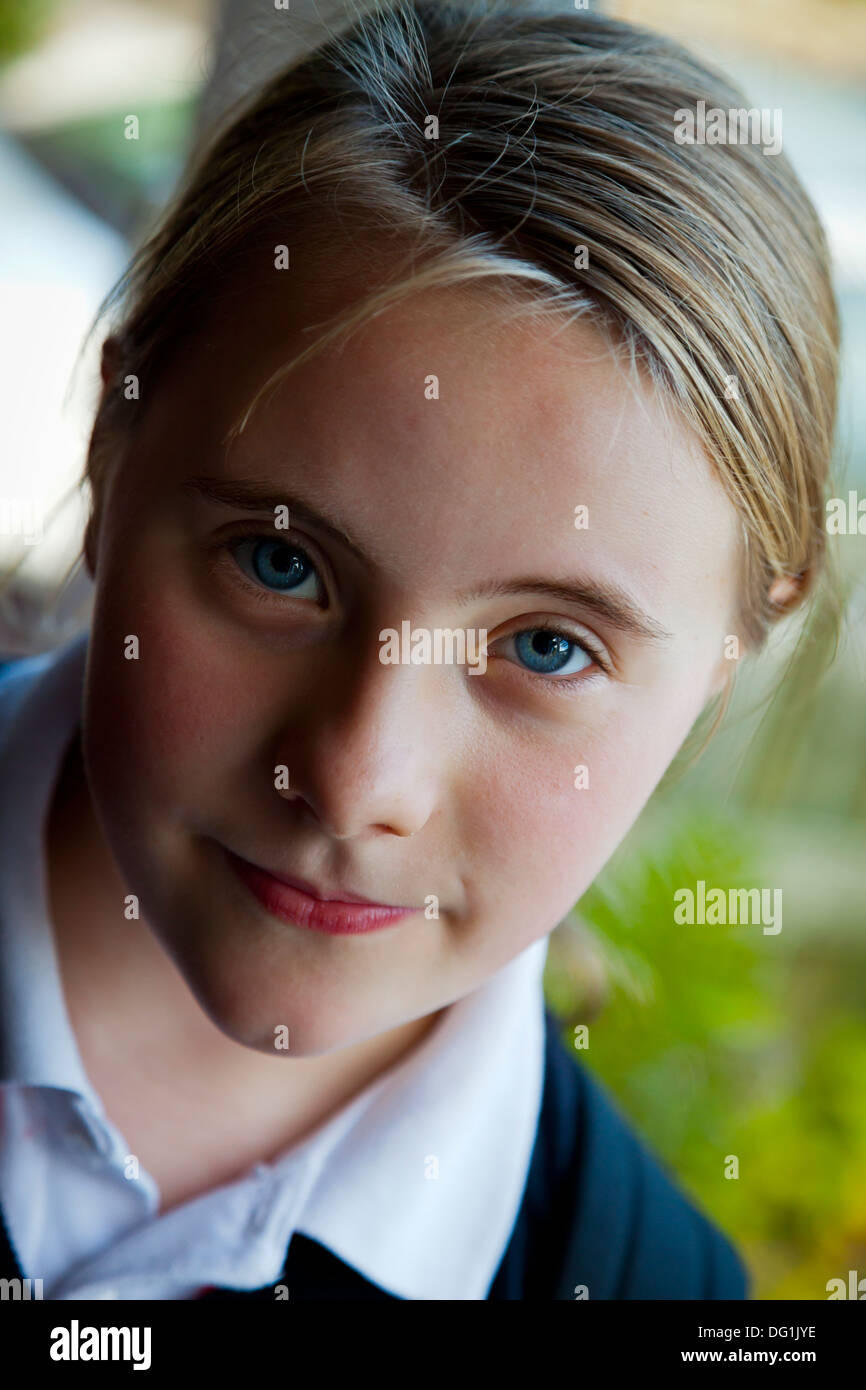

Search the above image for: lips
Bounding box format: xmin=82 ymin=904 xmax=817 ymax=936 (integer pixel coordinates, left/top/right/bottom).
xmin=252 ymin=863 xmax=408 ymax=908
xmin=222 ymin=848 xmax=417 ymax=935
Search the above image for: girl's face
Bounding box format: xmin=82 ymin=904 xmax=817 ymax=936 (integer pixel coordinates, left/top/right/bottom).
xmin=83 ymin=272 xmax=742 ymax=1056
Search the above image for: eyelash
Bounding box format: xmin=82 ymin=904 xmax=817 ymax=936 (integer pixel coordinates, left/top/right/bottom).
xmin=502 ymin=627 xmax=611 ymax=686
xmin=218 ymin=529 xmax=330 ymax=608
xmin=217 ymin=531 xmax=611 ymax=684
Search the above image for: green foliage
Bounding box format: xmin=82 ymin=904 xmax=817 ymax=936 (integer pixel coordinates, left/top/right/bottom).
xmin=22 ymin=100 xmax=195 ymax=233
xmin=545 ymin=798 xmax=866 ymax=1299
xmin=0 ymin=0 xmax=58 ymax=65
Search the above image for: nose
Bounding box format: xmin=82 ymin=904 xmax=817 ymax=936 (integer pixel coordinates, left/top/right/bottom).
xmin=272 ymin=640 xmax=444 ymax=840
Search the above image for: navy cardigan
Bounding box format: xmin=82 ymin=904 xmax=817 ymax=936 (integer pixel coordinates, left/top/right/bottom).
xmin=0 ymin=1008 xmax=750 ymax=1300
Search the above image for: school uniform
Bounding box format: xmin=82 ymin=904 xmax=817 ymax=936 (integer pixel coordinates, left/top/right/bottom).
xmin=0 ymin=632 xmax=750 ymax=1300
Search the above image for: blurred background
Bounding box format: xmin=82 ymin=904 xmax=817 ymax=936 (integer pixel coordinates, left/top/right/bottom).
xmin=0 ymin=0 xmax=864 ymax=1299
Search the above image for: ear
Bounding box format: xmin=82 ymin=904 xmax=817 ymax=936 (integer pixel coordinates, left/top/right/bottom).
xmin=100 ymin=334 xmax=122 ymax=388
xmin=768 ymin=569 xmax=807 ymax=610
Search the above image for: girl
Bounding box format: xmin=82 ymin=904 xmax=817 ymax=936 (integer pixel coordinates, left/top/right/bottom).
xmin=0 ymin=0 xmax=839 ymax=1299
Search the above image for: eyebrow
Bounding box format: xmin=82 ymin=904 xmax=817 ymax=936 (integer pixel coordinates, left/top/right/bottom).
xmin=456 ymin=576 xmax=673 ymax=643
xmin=182 ymin=473 xmax=674 ymax=644
xmin=183 ymin=472 xmax=377 ymax=559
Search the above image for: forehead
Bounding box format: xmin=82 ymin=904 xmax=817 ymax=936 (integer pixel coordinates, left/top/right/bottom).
xmin=140 ymin=270 xmax=743 ymax=629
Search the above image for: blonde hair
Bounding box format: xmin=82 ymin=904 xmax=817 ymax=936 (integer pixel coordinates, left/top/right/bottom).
xmin=86 ymin=0 xmax=841 ymax=677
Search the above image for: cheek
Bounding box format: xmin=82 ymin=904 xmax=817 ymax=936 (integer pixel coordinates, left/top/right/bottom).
xmin=460 ymin=686 xmax=704 ymax=936
xmin=82 ymin=580 xmax=265 ymax=826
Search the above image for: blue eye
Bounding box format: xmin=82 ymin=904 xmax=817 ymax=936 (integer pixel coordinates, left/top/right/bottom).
xmin=505 ymin=628 xmax=596 ymax=679
xmin=231 ymin=536 xmax=325 ymax=602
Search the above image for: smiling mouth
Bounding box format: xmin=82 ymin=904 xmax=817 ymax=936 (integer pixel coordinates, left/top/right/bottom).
xmin=220 ymin=847 xmax=418 ymax=935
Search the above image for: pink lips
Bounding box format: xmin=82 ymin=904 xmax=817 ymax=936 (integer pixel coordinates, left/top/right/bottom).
xmin=225 ymin=850 xmax=417 ymax=935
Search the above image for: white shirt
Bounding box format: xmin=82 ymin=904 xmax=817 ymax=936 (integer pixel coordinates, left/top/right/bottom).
xmin=0 ymin=630 xmax=548 ymax=1300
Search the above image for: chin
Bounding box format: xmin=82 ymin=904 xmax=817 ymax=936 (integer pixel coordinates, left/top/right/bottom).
xmin=167 ymin=944 xmax=367 ymax=1057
